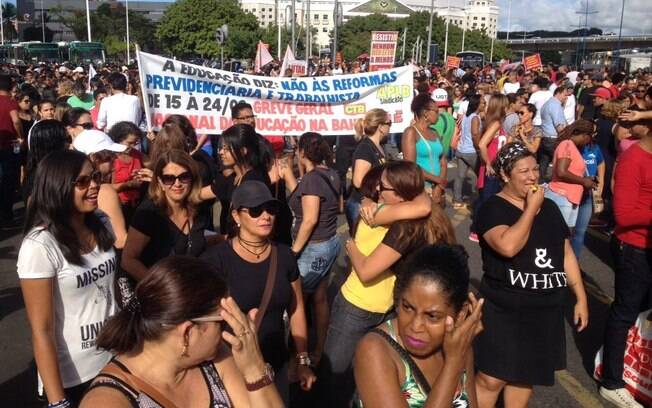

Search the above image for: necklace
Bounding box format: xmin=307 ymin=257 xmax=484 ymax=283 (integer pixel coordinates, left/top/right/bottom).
xmin=237 ymin=235 xmax=270 ymax=259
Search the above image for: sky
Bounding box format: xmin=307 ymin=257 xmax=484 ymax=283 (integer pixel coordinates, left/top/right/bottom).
xmin=7 ymin=0 xmax=652 ymax=35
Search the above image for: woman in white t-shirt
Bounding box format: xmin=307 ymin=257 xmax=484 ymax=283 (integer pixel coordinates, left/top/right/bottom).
xmin=18 ymin=150 xmax=118 ymax=407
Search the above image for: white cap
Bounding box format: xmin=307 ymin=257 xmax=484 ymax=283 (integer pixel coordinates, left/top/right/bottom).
xmin=431 ymin=88 xmax=449 ymax=107
xmin=58 ymin=66 xmax=68 ymax=73
xmin=73 ymin=66 xmax=84 ymax=73
xmin=73 ymin=130 xmax=127 ymax=155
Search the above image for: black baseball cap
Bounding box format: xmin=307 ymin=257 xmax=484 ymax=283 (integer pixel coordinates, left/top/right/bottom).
xmin=231 ymin=181 xmax=278 ymax=209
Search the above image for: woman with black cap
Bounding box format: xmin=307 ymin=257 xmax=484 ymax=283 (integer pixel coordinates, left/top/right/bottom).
xmin=202 ymin=180 xmax=316 ymax=403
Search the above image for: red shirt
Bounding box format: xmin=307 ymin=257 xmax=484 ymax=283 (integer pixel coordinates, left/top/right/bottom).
xmin=0 ymin=94 xmax=18 ymax=149
xmin=614 ymin=143 xmax=652 ymax=248
xmin=113 ymin=149 xmax=143 ymax=204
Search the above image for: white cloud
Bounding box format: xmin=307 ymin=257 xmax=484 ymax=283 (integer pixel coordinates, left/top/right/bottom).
xmin=496 ymin=0 xmax=652 ymax=35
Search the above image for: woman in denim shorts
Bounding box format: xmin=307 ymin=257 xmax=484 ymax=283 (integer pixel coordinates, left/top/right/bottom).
xmin=283 ymin=132 xmax=342 ymax=366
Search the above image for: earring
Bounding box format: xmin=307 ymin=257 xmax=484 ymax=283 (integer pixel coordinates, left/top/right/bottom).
xmin=181 ymin=340 xmax=189 ymax=357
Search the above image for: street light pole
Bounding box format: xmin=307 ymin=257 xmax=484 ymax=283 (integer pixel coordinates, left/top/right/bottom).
xmin=291 ymin=0 xmax=295 ymax=55
xmin=615 ymin=0 xmax=625 ymax=66
xmin=305 ymin=0 xmax=310 ymax=62
xmin=443 ymin=0 xmax=451 ymax=61
xmin=505 ymin=0 xmax=512 ymax=42
xmin=41 ymin=0 xmax=45 ymax=42
xmin=126 ymin=0 xmax=131 ymax=62
xmin=425 ymin=0 xmax=434 ymax=63
xmin=0 ymin=0 xmax=4 ymax=46
xmin=85 ymin=0 xmax=92 ymax=41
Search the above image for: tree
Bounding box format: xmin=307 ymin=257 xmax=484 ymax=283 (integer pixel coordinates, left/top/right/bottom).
xmin=338 ymin=14 xmax=392 ymax=61
xmin=53 ymin=3 xmax=157 ymax=59
xmin=157 ymin=0 xmax=260 ymax=59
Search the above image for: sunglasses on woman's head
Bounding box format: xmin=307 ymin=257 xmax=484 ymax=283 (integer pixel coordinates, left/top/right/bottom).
xmin=74 ymin=171 xmax=102 ymax=189
xmin=241 ymin=201 xmax=280 ymax=217
xmin=160 ymin=171 xmax=193 ymax=186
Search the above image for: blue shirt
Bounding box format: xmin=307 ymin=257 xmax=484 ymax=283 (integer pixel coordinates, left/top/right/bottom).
xmin=540 ymin=97 xmax=567 ymax=138
xmin=582 ymin=143 xmax=604 ymax=177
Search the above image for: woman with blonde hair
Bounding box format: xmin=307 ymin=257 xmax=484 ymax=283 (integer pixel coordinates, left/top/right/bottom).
xmin=344 ymin=108 xmax=391 ymax=230
xmin=121 ymin=149 xmax=211 ymax=281
xmin=470 ymin=93 xmax=510 ymax=242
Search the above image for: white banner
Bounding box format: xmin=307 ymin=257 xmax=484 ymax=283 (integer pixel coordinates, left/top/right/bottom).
xmin=137 ymin=50 xmax=413 ymax=136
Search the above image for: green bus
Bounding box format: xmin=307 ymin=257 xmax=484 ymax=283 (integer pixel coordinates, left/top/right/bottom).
xmin=62 ymin=41 xmax=106 ymax=65
xmin=18 ymin=41 xmax=61 ymax=64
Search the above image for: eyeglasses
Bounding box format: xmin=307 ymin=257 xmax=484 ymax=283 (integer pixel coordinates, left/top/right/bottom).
xmin=379 ymin=182 xmax=395 ymax=193
xmin=75 ymin=122 xmax=94 ymax=130
xmin=159 ymin=171 xmax=193 ymax=186
xmin=241 ymin=201 xmax=280 ymax=217
xmin=235 ymin=115 xmax=255 ymax=121
xmin=73 ymin=171 xmax=102 ymax=189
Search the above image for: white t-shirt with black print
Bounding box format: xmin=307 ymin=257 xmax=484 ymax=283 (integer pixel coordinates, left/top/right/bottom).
xmin=17 ymin=227 xmax=118 ymax=391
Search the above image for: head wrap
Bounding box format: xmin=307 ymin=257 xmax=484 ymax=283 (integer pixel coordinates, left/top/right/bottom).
xmin=495 ymin=142 xmax=530 ymax=175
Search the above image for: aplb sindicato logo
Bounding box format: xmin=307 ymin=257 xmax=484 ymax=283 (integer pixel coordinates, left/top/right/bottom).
xmin=508 ymin=248 xmax=568 ymax=290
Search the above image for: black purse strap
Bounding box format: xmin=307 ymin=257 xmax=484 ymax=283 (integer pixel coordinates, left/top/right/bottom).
xmin=370 ymin=328 xmax=432 ymax=395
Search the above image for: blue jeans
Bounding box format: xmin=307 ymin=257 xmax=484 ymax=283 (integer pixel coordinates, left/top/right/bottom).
xmin=297 ymin=235 xmax=341 ymax=294
xmin=545 ymin=189 xmax=579 ymax=228
xmin=601 ymin=237 xmax=652 ymax=390
xmin=571 ymin=193 xmax=593 ymax=258
xmin=344 ymin=198 xmax=361 ymax=233
xmin=319 ymin=292 xmax=390 ymax=407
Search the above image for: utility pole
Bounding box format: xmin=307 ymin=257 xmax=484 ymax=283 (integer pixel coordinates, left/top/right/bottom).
xmin=85 ymin=0 xmax=92 ymax=41
xmin=333 ymin=0 xmax=339 ymax=58
xmin=615 ymin=0 xmax=626 ymax=67
xmin=41 ymin=0 xmax=45 ymax=42
xmin=291 ymin=0 xmax=296 ymax=55
xmin=126 ymin=0 xmax=131 ymax=62
xmin=401 ymin=27 xmax=408 ymax=61
xmin=1 ymin=0 xmax=5 ymax=45
xmin=305 ymin=0 xmax=311 ymax=62
xmin=443 ymin=0 xmax=451 ymax=61
xmin=505 ymin=0 xmax=512 ymax=42
xmin=575 ymin=0 xmax=598 ymax=67
xmin=425 ymin=0 xmax=434 ymax=62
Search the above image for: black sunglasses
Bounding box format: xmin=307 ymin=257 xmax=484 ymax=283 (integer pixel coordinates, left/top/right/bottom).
xmin=241 ymin=201 xmax=280 ymax=218
xmin=160 ymin=171 xmax=193 ymax=186
xmin=379 ymin=182 xmax=395 ymax=193
xmin=75 ymin=122 xmax=94 ymax=130
xmin=74 ymin=171 xmax=102 ymax=189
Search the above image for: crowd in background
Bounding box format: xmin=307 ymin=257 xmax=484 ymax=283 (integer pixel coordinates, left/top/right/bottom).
xmin=3 ymin=58 xmax=651 ymax=408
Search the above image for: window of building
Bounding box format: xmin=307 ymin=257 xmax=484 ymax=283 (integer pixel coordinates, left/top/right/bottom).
xmin=473 ymin=16 xmax=477 ymax=20
xmin=252 ymin=8 xmax=256 ymax=12
xmin=314 ymin=14 xmax=319 ymax=19
xmin=323 ymin=14 xmax=328 ymax=19
xmin=261 ymin=8 xmax=265 ymax=11
xmin=322 ymin=27 xmax=328 ymax=32
xmin=269 ymin=14 xmax=273 ymax=19
xmin=473 ymin=23 xmax=477 ymax=27
xmin=482 ymin=17 xmax=485 ymax=20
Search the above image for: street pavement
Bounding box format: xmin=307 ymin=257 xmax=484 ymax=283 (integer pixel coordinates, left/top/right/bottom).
xmin=0 ymin=167 xmax=623 ymax=407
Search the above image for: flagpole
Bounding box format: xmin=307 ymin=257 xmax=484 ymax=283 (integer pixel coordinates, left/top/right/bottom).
xmin=85 ymin=0 xmax=92 ymax=41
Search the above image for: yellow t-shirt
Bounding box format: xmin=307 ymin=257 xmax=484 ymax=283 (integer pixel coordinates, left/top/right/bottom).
xmin=341 ymin=222 xmax=396 ymax=313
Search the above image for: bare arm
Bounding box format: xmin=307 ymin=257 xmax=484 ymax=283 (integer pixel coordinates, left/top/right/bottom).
xmin=346 ymin=241 xmax=402 ymax=284
xmin=352 ymin=159 xmax=372 ymax=190
xmin=80 ymin=387 xmax=133 ymax=408
xmin=20 ymin=278 xmax=65 ymax=403
xmin=478 ymin=121 xmax=500 ymax=166
xmin=555 ymin=158 xmax=593 ymax=188
xmin=563 ymin=239 xmax=588 ymax=332
xmin=401 ymin=127 xmax=417 ymax=163
xmin=288 ymin=278 xmax=316 ymax=391
xmin=98 ymin=184 xmax=127 ymax=249
xmin=596 ymin=161 xmax=606 ymax=196
xmin=482 ymin=188 xmax=544 ymax=258
xmin=120 ymin=227 xmax=151 ymax=280
xmin=291 ymin=195 xmax=320 ymax=254
xmin=365 ymin=192 xmax=432 ymax=226
xmin=470 ymin=116 xmax=482 ymax=148
xmin=10 ymin=109 xmax=24 ymax=140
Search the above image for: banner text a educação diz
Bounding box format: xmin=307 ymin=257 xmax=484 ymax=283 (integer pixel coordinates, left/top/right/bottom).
xmin=137 ymin=51 xmax=414 ymax=136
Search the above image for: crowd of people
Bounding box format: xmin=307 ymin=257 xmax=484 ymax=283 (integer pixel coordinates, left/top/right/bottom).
xmin=4 ymin=58 xmax=651 ymax=408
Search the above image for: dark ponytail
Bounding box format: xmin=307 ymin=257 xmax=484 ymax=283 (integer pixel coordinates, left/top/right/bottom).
xmin=97 ymin=256 xmax=228 ymax=354
xmin=298 ymin=132 xmax=333 ymax=165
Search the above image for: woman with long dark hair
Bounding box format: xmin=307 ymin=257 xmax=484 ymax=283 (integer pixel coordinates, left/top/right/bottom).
xmin=200 ymin=124 xmax=275 ymax=236
xmin=23 ymin=119 xmax=69 ymax=201
xmin=202 ymin=181 xmax=316 ymax=403
xmin=81 ymin=256 xmax=284 ymax=407
xmin=453 ymin=94 xmax=485 ymax=208
xmin=17 ymin=150 xmax=118 ymax=406
xmin=121 ymin=149 xmax=209 ymax=281
xmin=62 ymin=107 xmax=93 ymax=143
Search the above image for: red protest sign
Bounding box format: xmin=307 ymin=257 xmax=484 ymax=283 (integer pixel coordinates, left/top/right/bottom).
xmin=446 ymin=56 xmax=461 ymax=69
xmin=369 ymin=31 xmax=399 ymax=72
xmin=523 ymin=54 xmax=542 ymax=71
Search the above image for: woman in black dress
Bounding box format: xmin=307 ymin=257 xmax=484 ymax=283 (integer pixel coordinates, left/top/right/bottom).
xmin=202 ymin=180 xmax=316 ymax=404
xmin=473 ymin=142 xmax=589 ymax=408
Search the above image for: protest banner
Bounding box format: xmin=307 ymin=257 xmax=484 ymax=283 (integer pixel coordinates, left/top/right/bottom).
xmin=137 ymin=50 xmax=413 ymax=136
xmin=369 ymin=31 xmax=398 ymax=72
xmin=524 ymin=53 xmax=542 ymax=71
xmin=446 ymin=56 xmax=461 ymax=69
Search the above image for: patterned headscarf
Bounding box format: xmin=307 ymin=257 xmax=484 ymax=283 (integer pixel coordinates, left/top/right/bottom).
xmin=494 ymin=142 xmax=531 ymax=176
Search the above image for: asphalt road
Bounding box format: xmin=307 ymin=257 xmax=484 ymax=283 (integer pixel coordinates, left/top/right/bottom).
xmin=0 ymin=166 xmax=623 ymax=407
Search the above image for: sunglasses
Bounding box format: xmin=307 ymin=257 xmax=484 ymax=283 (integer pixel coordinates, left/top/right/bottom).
xmin=379 ymin=182 xmax=396 ymax=193
xmin=160 ymin=171 xmax=193 ymax=186
xmin=75 ymin=122 xmax=94 ymax=130
xmin=241 ymin=201 xmax=280 ymax=217
xmin=382 ymin=120 xmax=393 ymax=126
xmin=74 ymin=171 xmax=102 ymax=189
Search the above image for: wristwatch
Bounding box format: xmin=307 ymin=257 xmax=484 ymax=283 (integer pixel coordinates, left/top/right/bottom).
xmin=297 ymin=353 xmax=312 ymax=367
xmin=245 ymin=363 xmax=275 ymax=392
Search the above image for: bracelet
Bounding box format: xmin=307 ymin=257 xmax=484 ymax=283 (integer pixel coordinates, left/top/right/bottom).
xmin=48 ymin=398 xmax=72 ymax=408
xmin=244 ymin=363 xmax=275 ymax=392
xmin=373 ymin=203 xmax=386 ymax=215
